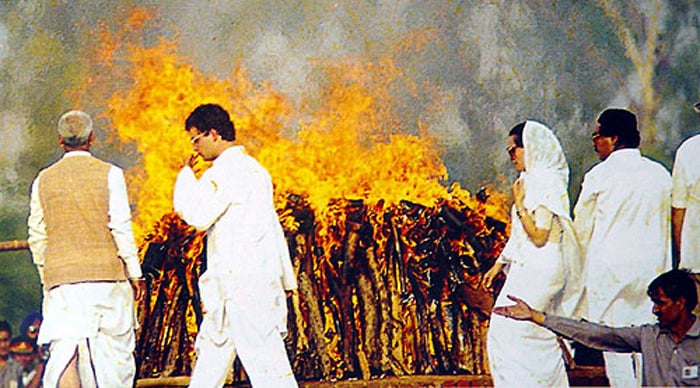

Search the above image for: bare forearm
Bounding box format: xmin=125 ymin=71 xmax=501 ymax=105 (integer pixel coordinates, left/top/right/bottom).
xmin=516 ymin=207 xmax=549 ymax=247
xmin=671 ymin=207 xmax=686 ymax=269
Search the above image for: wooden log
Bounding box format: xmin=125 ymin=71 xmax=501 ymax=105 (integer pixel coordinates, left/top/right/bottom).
xmin=298 ymin=271 xmax=333 ymax=379
xmin=355 ymin=272 xmax=375 ymax=379
xmin=0 ymin=240 xmax=29 ymax=252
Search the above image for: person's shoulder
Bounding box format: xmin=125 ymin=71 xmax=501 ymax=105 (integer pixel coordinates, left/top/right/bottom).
xmin=640 ymin=156 xmax=671 ymax=178
xmin=89 ymin=155 xmax=114 ymax=166
xmin=678 ymin=133 xmax=700 ymax=153
xmin=582 ymin=159 xmax=607 ymax=180
xmin=581 ymin=155 xmax=602 ymax=172
xmin=630 ymin=322 xmax=662 ymax=341
xmin=89 ymin=159 xmax=124 ymax=181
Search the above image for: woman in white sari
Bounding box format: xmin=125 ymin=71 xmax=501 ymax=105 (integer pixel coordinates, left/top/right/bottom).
xmin=482 ymin=120 xmax=583 ymax=387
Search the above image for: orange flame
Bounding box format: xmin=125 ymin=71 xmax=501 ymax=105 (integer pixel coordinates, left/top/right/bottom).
xmin=71 ymin=9 xmax=512 ymax=380
xmin=78 ymin=7 xmax=508 ymax=244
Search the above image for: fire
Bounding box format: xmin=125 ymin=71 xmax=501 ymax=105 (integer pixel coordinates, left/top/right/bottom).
xmin=75 ymin=8 xmax=511 ymax=382
xmin=91 ymin=28 xmax=505 ymax=241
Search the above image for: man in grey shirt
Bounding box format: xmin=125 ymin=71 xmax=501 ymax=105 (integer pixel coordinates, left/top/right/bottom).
xmin=493 ymin=269 xmax=699 ymax=386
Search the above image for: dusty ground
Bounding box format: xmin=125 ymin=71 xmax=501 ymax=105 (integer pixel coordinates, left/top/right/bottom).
xmin=136 ymin=366 xmax=609 ymax=387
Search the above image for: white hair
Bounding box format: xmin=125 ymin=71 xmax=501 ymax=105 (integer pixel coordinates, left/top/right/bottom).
xmin=58 ymin=110 xmax=93 ymax=147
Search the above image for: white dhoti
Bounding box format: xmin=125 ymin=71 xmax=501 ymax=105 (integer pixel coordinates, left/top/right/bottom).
xmin=38 ymin=281 xmax=137 ymax=388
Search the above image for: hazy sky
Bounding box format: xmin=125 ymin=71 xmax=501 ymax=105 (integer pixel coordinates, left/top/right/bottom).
xmin=1 ymin=0 xmax=699 ymax=233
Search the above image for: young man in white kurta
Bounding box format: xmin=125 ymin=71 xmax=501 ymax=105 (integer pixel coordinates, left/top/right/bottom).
xmin=671 ymin=133 xmax=700 ymax=271
xmin=173 ymin=104 xmax=297 ymax=387
xmin=573 ymin=108 xmax=671 ymax=387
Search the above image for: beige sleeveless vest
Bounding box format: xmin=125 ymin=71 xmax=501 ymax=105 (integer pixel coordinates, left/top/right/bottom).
xmin=38 ymin=154 xmax=127 ymax=290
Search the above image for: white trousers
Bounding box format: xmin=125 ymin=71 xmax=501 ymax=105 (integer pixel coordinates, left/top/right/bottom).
xmin=188 ymin=301 xmax=297 ymax=388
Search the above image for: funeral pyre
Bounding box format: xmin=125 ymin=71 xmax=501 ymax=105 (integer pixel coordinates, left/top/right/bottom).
xmin=75 ymin=12 xmax=511 ymax=383
xmin=136 ymin=192 xmax=507 ymax=382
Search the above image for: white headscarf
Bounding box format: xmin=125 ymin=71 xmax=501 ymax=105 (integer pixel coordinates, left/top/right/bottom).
xmin=520 ymin=120 xmax=570 ymax=220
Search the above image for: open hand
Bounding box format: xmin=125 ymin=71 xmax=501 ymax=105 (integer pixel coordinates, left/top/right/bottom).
xmin=492 ymin=295 xmax=535 ymax=321
xmin=130 ymin=278 xmax=147 ymax=303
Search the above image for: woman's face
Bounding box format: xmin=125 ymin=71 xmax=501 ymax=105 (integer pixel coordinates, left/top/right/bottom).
xmin=507 ymin=135 xmax=525 ymax=172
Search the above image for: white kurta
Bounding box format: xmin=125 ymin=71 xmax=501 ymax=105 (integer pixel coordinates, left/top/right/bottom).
xmin=573 ymin=148 xmax=670 ymax=387
xmin=573 ymin=149 xmax=671 ymax=325
xmin=173 ymin=146 xmax=297 ymax=387
xmin=671 ymin=134 xmax=700 ymax=271
xmin=27 ymin=151 xmax=142 ymax=387
xmin=488 ymin=121 xmax=583 ymax=387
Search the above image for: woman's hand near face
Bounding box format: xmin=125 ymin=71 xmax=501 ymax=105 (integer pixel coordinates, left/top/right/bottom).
xmin=512 ymin=178 xmax=525 ymax=210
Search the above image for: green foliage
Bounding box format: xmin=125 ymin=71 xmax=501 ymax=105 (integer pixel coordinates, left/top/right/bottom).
xmin=0 ymin=250 xmax=41 ymax=334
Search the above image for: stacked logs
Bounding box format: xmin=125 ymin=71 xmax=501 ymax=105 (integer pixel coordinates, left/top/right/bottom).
xmin=136 ymin=213 xmax=206 ymax=378
xmin=134 ymin=193 xmax=508 ymax=383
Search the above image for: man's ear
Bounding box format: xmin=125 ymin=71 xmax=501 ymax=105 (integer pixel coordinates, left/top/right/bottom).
xmin=58 ymin=134 xmax=65 ymax=147
xmin=611 ymin=135 xmax=621 ymax=149
xmin=677 ymin=295 xmax=687 ymax=311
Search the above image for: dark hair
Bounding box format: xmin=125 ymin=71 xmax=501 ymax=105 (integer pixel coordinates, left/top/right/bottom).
xmin=185 ymin=104 xmax=236 ymax=141
xmin=647 ymin=268 xmax=698 ymax=314
xmin=0 ymin=320 xmax=10 ymax=335
xmin=597 ymin=108 xmax=640 ymax=148
xmin=509 ymin=122 xmax=526 ymax=148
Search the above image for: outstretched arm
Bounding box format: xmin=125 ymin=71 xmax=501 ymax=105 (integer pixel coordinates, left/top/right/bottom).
xmin=494 ymin=295 xmax=644 ymax=354
xmin=492 ymin=294 xmax=547 ymax=325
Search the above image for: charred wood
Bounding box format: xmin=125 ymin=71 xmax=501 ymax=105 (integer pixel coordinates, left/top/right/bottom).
xmin=135 ymin=193 xmax=508 ymax=383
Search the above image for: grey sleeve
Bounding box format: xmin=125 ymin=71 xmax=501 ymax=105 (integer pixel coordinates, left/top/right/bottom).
xmin=543 ymin=314 xmax=643 ymax=353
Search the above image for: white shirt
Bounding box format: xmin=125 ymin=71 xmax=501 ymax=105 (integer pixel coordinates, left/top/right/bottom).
xmin=671 ymin=134 xmax=700 ymax=270
xmin=574 ymin=149 xmax=671 ymax=324
xmin=174 ymin=146 xmax=296 ymax=336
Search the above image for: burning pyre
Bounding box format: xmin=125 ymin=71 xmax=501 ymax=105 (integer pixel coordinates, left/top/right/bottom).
xmin=135 ymin=190 xmax=507 ymax=383
xmin=74 ymin=14 xmax=512 ymax=383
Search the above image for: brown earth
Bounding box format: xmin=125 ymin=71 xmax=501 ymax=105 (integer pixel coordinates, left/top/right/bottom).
xmin=136 ymin=366 xmax=609 ymax=387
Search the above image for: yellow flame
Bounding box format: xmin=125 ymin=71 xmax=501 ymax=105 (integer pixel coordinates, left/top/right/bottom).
xmin=78 ymin=9 xmax=508 ymax=244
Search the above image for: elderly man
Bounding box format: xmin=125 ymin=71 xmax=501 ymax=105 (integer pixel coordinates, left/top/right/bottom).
xmin=493 ymin=268 xmax=700 ymax=387
xmin=573 ymin=108 xmax=671 ymax=387
xmin=27 ymin=110 xmax=145 ymax=387
xmin=174 ymin=104 xmax=297 ymax=387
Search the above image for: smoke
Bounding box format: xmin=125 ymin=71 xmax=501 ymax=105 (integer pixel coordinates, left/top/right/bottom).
xmin=0 ymin=21 xmax=28 ymax=219
xmin=1 ymin=0 xmax=699 ymax=234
